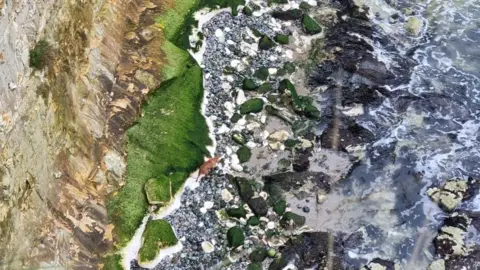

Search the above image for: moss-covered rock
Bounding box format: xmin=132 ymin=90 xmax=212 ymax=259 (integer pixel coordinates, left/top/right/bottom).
xmin=231 ymin=113 xmax=242 ymax=123
xmin=248 ymin=197 xmax=269 ymax=216
xmin=268 ymin=0 xmax=288 ymax=4
xmin=250 ymin=247 xmax=268 ymax=262
xmin=268 ymin=248 xmax=277 ymax=258
xmin=254 ymin=67 xmax=270 ymax=81
xmin=273 ymin=200 xmax=287 ymax=215
xmin=240 ymin=98 xmax=264 ymax=114
xmin=248 ymin=263 xmax=263 ymax=270
xmin=227 ymin=226 xmax=245 ymax=248
xmin=235 ymin=177 xmax=255 ymax=201
xmin=232 ymin=132 xmax=246 ymax=145
xmin=284 ymin=139 xmax=301 ymax=148
xmin=138 ymin=219 xmax=178 ymax=263
xmin=258 ymin=82 xmax=273 ymax=93
xmin=274 ymin=34 xmax=290 ymax=44
xmin=237 ymin=146 xmax=252 ymax=163
xmin=248 ymin=216 xmax=260 ymax=226
xmin=144 ymin=173 xmax=186 ymax=205
xmin=227 ymin=206 xmax=247 ymax=218
xmin=243 ymin=78 xmax=258 ymax=90
xmin=259 ymin=35 xmax=276 ymax=50
xmin=280 ymin=212 xmax=306 ymax=228
xmin=302 ymin=14 xmax=322 ymax=34
xmin=272 ymin=9 xmax=303 ymax=20
xmin=250 ymin=27 xmax=263 ymax=37
xmin=279 ymin=79 xmax=319 ymax=119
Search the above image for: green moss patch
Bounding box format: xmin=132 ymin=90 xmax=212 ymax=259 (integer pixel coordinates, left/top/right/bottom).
xmin=29 ymin=39 xmax=51 ymax=69
xmin=274 ymin=34 xmax=290 ymax=44
xmin=138 ymin=219 xmax=178 ymax=263
xmin=227 ymin=226 xmax=245 ymax=248
xmin=259 ymin=35 xmax=276 ymax=50
xmin=237 ymin=146 xmax=252 ymax=163
xmin=108 ymin=61 xmax=210 ymax=247
xmin=254 ymin=67 xmax=270 ymax=81
xmin=243 ymin=78 xmax=258 ymax=90
xmin=144 ymin=172 xmax=187 ymax=205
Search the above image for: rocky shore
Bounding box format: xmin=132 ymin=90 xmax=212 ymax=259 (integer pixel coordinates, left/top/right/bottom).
xmin=127 ymin=0 xmax=480 ymax=269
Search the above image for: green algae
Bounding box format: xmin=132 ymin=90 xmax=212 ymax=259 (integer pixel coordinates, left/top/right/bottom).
xmin=161 ymin=40 xmax=191 ymax=80
xmin=138 ymin=219 xmax=178 ymax=263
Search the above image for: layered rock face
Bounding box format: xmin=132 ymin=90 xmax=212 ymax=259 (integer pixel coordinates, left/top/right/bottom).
xmin=0 ymin=0 xmax=169 ymax=268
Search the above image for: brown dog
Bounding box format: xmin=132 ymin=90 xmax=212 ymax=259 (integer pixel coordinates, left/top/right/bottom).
xmin=196 ymin=156 xmax=221 ymax=181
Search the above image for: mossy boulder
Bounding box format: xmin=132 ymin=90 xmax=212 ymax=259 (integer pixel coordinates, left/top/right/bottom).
xmin=248 ymin=216 xmax=260 ymax=226
xmin=258 ymin=82 xmax=273 ymax=93
xmin=234 ymin=177 xmax=255 ymax=201
xmin=144 ymin=173 xmax=185 ymax=205
xmin=248 ymin=197 xmax=269 ymax=216
xmin=240 ymin=98 xmax=264 ymax=114
xmin=299 ymin=2 xmax=312 ymax=11
xmin=243 ymin=78 xmax=258 ymax=90
xmin=227 ymin=226 xmax=245 ymax=248
xmin=138 ymin=219 xmax=178 ymax=263
xmin=227 ymin=206 xmax=247 ymax=218
xmin=274 ymin=34 xmax=289 ymax=44
xmin=237 ymin=146 xmax=252 ymax=163
xmin=250 ymin=248 xmax=268 ymax=262
xmin=272 ymin=9 xmax=303 ymax=20
xmin=243 ymin=6 xmax=253 ymax=16
xmin=254 ymin=67 xmax=270 ymax=81
xmin=280 ymin=212 xmax=306 ymax=229
xmin=232 ymin=132 xmax=246 ymax=145
xmin=302 ymin=14 xmax=322 ymax=34
xmin=268 ymin=0 xmax=288 ymax=4
xmin=259 ymin=35 xmax=276 ymax=50
xmin=273 ymin=200 xmax=287 ymax=215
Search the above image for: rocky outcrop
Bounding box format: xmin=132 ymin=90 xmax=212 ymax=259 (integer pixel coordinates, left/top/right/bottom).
xmin=0 ymin=0 xmax=175 ymax=268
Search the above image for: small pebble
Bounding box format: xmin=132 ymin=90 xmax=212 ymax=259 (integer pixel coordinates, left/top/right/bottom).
xmin=303 ymin=206 xmax=310 ymax=213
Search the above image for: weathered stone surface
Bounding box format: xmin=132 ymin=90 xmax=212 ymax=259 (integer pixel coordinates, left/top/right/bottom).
xmin=248 ymin=197 xmax=269 ymax=216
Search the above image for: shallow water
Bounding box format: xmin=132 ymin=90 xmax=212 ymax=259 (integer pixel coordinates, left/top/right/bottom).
xmin=303 ymin=0 xmax=480 ymax=267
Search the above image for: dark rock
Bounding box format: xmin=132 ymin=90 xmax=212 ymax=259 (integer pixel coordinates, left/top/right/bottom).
xmin=263 ymin=171 xmax=331 ymax=194
xmin=248 ymin=197 xmax=269 ymax=216
xmin=268 ymin=0 xmax=288 ymax=4
xmin=434 ymin=212 xmax=471 ymax=257
xmin=268 ymin=255 xmax=287 ymax=270
xmin=240 ymin=98 xmax=264 ymax=114
xmin=259 ymin=35 xmax=276 ymax=50
xmin=226 ymin=206 xmax=247 ymax=218
xmin=237 ymin=146 xmax=252 ymax=163
xmin=299 ymin=2 xmax=312 ymax=11
xmin=273 ymin=200 xmax=287 ymax=215
xmin=280 ymin=212 xmax=306 ymax=228
xmin=243 ymin=6 xmax=253 ymax=16
xmin=302 ymin=206 xmax=310 ymax=213
xmin=320 ymin=117 xmax=374 ymax=151
xmin=272 ymin=9 xmax=303 ymax=20
xmin=249 ymin=248 xmax=268 ymax=262
xmin=231 ymin=113 xmax=242 ymax=123
xmin=284 ymin=139 xmax=301 ymax=148
xmin=293 ymin=147 xmax=313 ymax=172
xmin=302 ymin=15 xmax=322 ymax=34
xmin=227 ymin=227 xmax=245 ymax=248
xmin=235 ymin=177 xmax=255 ymax=201
xmin=265 ymin=105 xmax=297 ymax=124
xmin=445 ymin=247 xmax=480 ymax=270
xmin=243 ymin=78 xmax=258 ymax=90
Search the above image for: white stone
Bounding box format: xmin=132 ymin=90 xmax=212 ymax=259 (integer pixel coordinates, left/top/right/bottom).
xmin=259 ymin=191 xmax=268 ymax=200
xmin=269 ymin=142 xmax=284 ymax=151
xmin=268 ymin=68 xmax=277 ymax=75
xmin=221 ymin=189 xmax=234 ymax=202
xmin=428 ymin=259 xmax=445 ymax=270
xmin=200 ymin=207 xmax=207 ymax=214
xmin=231 ymin=163 xmax=243 ymax=171
xmin=231 ymin=59 xmax=241 ymax=67
xmin=246 ymin=141 xmax=256 ymax=149
xmin=285 ymin=49 xmax=293 ymax=59
xmin=237 ymin=118 xmax=247 ymax=126
xmin=216 ymin=124 xmax=230 ymax=134
xmin=268 ymin=130 xmax=290 ymax=142
xmin=267 ymin=222 xmax=275 ymax=230
xmin=201 ymin=241 xmax=215 ymax=253
xmin=261 ymin=131 xmax=270 ymax=140
xmin=215 ymin=29 xmax=225 ymax=42
xmin=204 ymin=201 xmax=214 ymax=209
xmin=260 ymin=115 xmax=267 ymax=123
xmin=246 ymin=122 xmax=261 ymax=130
xmin=236 ymin=90 xmax=246 ymax=105
xmin=8 ymin=82 xmax=17 ymax=90
xmin=224 ymin=101 xmax=235 ymax=113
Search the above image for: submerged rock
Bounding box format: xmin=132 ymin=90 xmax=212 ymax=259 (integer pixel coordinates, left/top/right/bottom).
xmin=273 ymin=200 xmax=287 ymax=215
xmin=280 ymin=212 xmax=306 ymax=229
xmin=274 ymin=34 xmax=289 ymax=44
xmin=272 ymin=9 xmax=303 ymax=20
xmin=405 ymin=17 xmax=422 ymax=36
xmin=237 ymin=146 xmax=252 ymax=163
xmin=361 ymin=258 xmax=399 ymax=270
xmin=227 ymin=206 xmax=247 ymax=218
xmin=249 ymin=247 xmax=268 ymax=262
xmin=243 ymin=78 xmax=259 ymax=90
xmin=235 ymin=177 xmax=255 ymax=201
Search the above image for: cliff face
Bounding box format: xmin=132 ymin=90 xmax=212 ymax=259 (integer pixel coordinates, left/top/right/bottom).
xmin=0 ymin=0 xmax=169 ymax=268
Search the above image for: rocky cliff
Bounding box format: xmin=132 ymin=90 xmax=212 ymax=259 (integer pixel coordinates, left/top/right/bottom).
xmin=0 ymin=0 xmax=173 ymax=268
